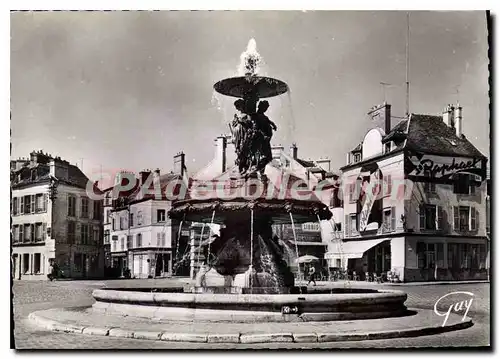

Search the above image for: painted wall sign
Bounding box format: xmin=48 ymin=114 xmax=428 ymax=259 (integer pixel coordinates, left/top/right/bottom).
xmin=406 ymin=153 xmax=484 ymax=179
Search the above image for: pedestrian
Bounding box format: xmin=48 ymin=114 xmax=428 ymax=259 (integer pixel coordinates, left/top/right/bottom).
xmin=307 ymin=265 xmax=316 ymax=286
xmin=48 ymin=262 xmax=54 ymax=281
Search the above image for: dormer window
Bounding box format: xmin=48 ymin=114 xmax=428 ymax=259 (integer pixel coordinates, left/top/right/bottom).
xmin=384 ymin=142 xmax=392 ymax=154
xmin=354 ymin=153 xmax=361 ymax=163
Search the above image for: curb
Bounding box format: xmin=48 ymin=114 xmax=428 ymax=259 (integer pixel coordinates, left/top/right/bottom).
xmin=28 ymin=311 xmax=474 ymax=344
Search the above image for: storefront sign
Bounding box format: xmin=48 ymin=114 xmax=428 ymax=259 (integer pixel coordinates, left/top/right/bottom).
xmin=407 ymin=153 xmax=484 ymax=179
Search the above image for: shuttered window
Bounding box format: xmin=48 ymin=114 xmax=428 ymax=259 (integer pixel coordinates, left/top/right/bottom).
xmin=471 ymin=208 xmax=477 ymax=231
xmin=436 ymin=206 xmax=443 ymax=230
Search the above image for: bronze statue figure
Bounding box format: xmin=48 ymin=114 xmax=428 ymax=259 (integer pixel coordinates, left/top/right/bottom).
xmin=231 ymin=96 xmax=277 ymax=179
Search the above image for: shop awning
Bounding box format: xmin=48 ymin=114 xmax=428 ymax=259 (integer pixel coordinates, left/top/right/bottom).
xmin=334 ymin=238 xmax=389 ymax=259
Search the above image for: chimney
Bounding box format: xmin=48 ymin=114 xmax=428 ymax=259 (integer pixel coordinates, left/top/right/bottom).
xmin=290 ymin=143 xmax=298 ymax=160
xmin=368 ymin=102 xmax=392 ymax=134
xmin=173 ymin=152 xmax=186 ymax=176
xmin=455 ymin=104 xmax=463 ymax=137
xmin=215 ymin=136 xmax=227 ymax=174
xmin=442 ymin=104 xmax=455 ymax=128
xmin=49 ymin=157 xmax=68 ymax=180
xmin=271 ymin=144 xmax=284 ymax=161
xmin=30 ymin=151 xmax=38 ymax=165
xmin=346 ymin=153 xmax=351 ymax=165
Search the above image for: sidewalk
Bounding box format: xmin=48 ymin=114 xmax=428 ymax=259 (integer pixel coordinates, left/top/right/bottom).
xmin=29 ymin=306 xmax=472 ymax=344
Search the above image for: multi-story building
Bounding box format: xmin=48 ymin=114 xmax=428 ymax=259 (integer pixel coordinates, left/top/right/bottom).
xmin=102 ymin=186 xmax=114 ymax=271
xmin=328 ymin=102 xmax=488 ymax=282
xmin=11 ymin=151 xmax=104 ymax=280
xmin=108 ymin=153 xmax=190 ymax=278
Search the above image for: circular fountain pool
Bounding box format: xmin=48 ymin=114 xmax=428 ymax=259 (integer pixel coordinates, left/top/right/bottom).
xmin=92 ymin=287 xmax=409 ymax=323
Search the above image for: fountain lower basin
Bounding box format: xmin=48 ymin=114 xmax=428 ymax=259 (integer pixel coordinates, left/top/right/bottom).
xmin=92 ymin=287 xmax=408 ymax=323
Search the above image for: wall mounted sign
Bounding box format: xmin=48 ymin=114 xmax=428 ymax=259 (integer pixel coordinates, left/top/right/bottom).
xmin=406 ymin=152 xmax=485 ymax=179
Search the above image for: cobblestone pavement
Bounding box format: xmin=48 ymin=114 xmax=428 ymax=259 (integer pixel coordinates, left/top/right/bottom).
xmin=12 ymin=279 xmax=490 ymax=349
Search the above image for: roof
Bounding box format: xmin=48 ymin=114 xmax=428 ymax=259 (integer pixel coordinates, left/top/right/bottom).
xmin=404 ymin=114 xmax=486 ymax=158
xmin=382 ymin=119 xmax=408 ymax=145
xmin=350 ymin=142 xmax=362 ymax=153
xmin=11 ymin=160 xmax=89 ymax=189
xmin=295 ymin=158 xmax=316 ymax=168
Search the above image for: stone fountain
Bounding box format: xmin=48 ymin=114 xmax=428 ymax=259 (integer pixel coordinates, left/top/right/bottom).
xmin=91 ymin=39 xmax=409 ymax=323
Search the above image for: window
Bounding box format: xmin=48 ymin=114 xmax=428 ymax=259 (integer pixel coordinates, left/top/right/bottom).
xmin=427 ymin=243 xmax=436 ymax=269
xmin=35 ymin=194 xmax=44 ymax=212
xmin=471 ymin=208 xmax=477 ymax=231
xmin=19 ymin=225 xmax=24 ymax=243
xmin=93 ymin=200 xmax=101 ymax=220
xmin=120 ymin=237 xmax=125 ymax=251
xmin=20 ymin=196 xmax=24 ymax=214
xmin=81 ymin=197 xmax=89 ymax=218
xmin=354 ymin=153 xmax=361 ymax=163
xmin=158 ymin=232 xmax=166 ymax=247
xmin=74 ymin=253 xmax=83 ymax=272
xmin=112 ymin=217 xmax=116 ymax=230
xmin=23 ymin=253 xmax=29 ymax=274
xmin=23 ymin=224 xmax=32 ymax=243
xmin=68 ymin=195 xmax=76 ymax=217
xmin=424 ymin=171 xmax=436 ymax=194
xmin=34 ymin=253 xmax=41 ymax=274
xmin=120 ymin=216 xmax=125 ymax=230
xmin=157 ymin=209 xmax=166 ymax=222
xmin=345 ymin=214 xmax=358 ymax=237
xmin=12 ymin=225 xmax=19 ymax=243
xmin=127 ymin=235 xmax=133 ymax=249
xmin=136 ymin=233 xmax=142 ymax=248
xmin=93 ymin=227 xmax=100 ymax=245
xmin=79 ymin=224 xmax=88 ymax=244
xmin=454 ymin=174 xmax=470 ymax=194
xmin=383 ymin=207 xmax=396 ymax=232
xmin=419 ymin=205 xmax=442 ymax=231
xmin=384 ymin=175 xmax=393 ymax=197
xmin=35 ymin=223 xmax=43 ymax=242
xmin=129 ymin=213 xmax=134 ymax=227
xmin=24 ymin=195 xmax=34 ymax=214
xmin=454 ymin=206 xmax=472 ymax=232
xmin=68 ymin=221 xmax=76 ymax=244
xmin=12 ymin=197 xmax=18 ymax=215
xmin=384 ymin=143 xmax=391 ymax=154
xmin=417 ymin=242 xmax=442 ymax=269
xmin=348 ymin=182 xmax=359 ymax=203
xmin=437 ymin=243 xmax=444 ymax=267
xmin=104 ymin=230 xmax=110 ymax=245
xmin=30 ymin=195 xmax=35 ymax=214
xmin=137 ymin=211 xmax=143 ymax=226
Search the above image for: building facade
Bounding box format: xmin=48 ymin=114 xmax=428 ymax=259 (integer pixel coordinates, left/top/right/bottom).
xmin=108 ymin=153 xmax=190 ymax=278
xmin=327 ymin=103 xmax=489 ymax=282
xmin=11 ymin=151 xmax=104 ymax=280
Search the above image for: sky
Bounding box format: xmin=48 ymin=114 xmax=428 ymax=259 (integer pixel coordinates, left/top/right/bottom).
xmin=10 ymin=11 xmax=490 ymax=179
